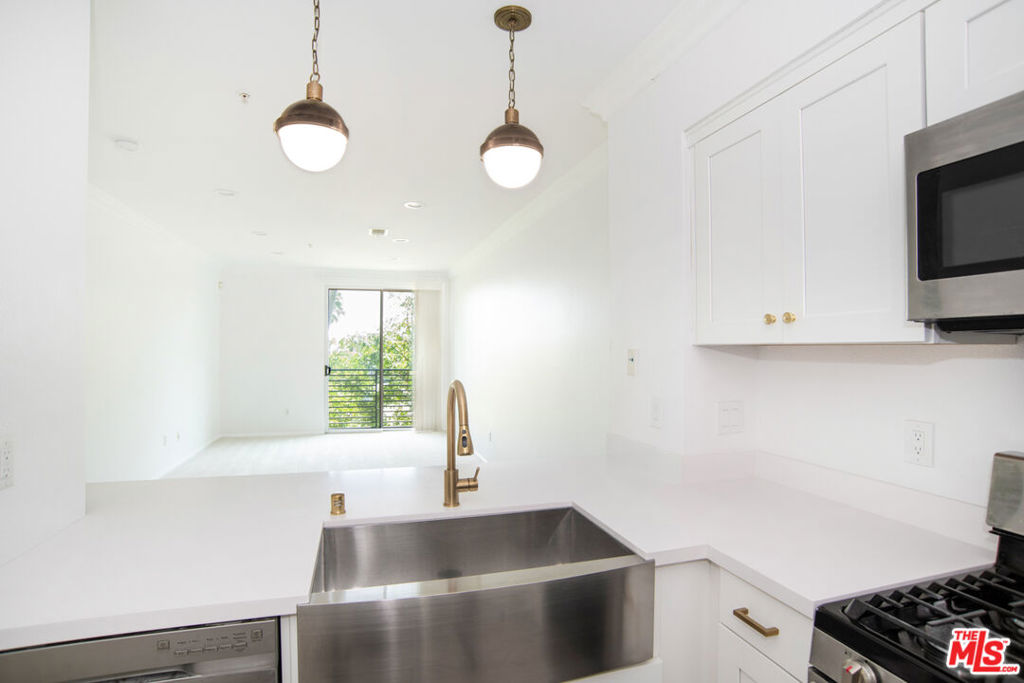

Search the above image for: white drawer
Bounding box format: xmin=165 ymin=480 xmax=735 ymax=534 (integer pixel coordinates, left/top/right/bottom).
xmin=717 ymin=571 xmax=812 ymax=680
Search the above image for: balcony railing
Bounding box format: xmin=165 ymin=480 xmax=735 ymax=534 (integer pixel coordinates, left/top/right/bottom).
xmin=328 ymin=368 xmax=413 ymax=430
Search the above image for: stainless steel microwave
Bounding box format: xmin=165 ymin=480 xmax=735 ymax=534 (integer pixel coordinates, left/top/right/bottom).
xmin=905 ymin=91 xmax=1024 ymax=333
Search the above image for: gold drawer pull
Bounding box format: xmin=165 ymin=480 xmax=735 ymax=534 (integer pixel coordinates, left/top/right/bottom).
xmin=763 ymin=313 xmax=777 ymax=325
xmin=732 ymin=607 xmax=780 ymax=637
xmin=782 ymin=312 xmax=797 ymax=324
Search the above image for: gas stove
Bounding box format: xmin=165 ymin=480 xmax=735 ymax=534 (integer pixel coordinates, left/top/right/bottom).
xmin=810 ymin=451 xmax=1024 ymax=682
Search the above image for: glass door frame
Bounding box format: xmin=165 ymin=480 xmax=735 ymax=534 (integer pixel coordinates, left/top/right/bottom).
xmin=323 ymin=287 xmax=414 ymax=433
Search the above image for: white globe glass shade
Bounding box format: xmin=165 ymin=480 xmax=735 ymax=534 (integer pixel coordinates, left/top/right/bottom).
xmin=482 ymin=144 xmax=542 ymax=189
xmin=276 ymin=123 xmax=348 ymax=173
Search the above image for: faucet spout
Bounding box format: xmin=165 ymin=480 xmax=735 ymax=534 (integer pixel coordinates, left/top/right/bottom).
xmin=444 ymin=380 xmax=479 ymax=507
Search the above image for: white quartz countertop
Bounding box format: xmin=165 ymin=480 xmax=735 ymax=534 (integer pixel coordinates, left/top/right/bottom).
xmin=0 ymin=458 xmax=995 ymax=651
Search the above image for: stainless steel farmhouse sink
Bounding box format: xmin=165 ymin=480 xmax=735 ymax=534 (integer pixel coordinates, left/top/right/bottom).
xmin=297 ymin=506 xmax=654 ymax=683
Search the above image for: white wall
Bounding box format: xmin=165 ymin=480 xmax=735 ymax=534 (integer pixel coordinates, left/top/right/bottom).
xmin=0 ymin=2 xmax=90 ymax=564
xmin=756 ymin=344 xmax=1024 ymax=507
xmin=85 ymin=189 xmax=222 ymax=482
xmin=449 ymin=147 xmax=610 ymax=461
xmin=607 ymin=0 xmax=1024 ymax=505
xmin=219 ymin=266 xmax=446 ymax=436
xmin=608 ymin=81 xmax=759 ymax=460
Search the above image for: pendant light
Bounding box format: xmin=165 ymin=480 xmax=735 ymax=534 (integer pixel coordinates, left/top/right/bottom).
xmin=480 ymin=6 xmax=544 ymax=189
xmin=274 ymin=0 xmax=349 ymax=172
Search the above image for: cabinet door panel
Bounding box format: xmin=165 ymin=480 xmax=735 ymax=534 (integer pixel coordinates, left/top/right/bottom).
xmin=694 ymin=107 xmax=784 ymax=344
xmin=716 ymin=625 xmax=799 ymax=683
xmin=800 ymin=67 xmax=891 ymax=316
xmin=926 ymin=0 xmax=1024 ymax=124
xmin=710 ymin=134 xmax=769 ymax=322
xmin=779 ymin=16 xmax=928 ymax=343
xmin=656 ymin=562 xmax=714 ymax=683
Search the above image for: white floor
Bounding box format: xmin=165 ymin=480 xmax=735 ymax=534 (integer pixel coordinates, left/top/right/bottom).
xmin=163 ymin=431 xmax=446 ymax=478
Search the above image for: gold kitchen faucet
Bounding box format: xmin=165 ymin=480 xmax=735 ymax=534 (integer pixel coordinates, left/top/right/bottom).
xmin=444 ymin=380 xmax=479 ymax=507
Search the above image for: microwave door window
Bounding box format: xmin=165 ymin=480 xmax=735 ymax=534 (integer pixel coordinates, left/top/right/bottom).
xmin=917 ymin=139 xmax=1024 ymax=280
xmin=942 ymin=170 xmax=1024 ymax=266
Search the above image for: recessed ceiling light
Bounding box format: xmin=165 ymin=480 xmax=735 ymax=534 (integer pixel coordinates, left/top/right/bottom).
xmin=392 ymin=238 xmax=409 ymax=244
xmin=251 ymin=230 xmax=268 ymax=237
xmin=113 ymin=137 xmax=139 ymax=152
xmin=215 ymin=188 xmax=237 ymax=197
xmin=369 ymin=227 xmax=389 ymax=238
xmin=403 ymin=201 xmax=424 ymax=210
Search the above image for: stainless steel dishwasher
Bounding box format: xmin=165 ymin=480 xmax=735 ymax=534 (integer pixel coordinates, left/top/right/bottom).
xmin=0 ymin=618 xmax=278 ymax=682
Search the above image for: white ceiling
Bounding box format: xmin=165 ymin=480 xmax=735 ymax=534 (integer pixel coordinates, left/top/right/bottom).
xmin=89 ymin=0 xmax=678 ymax=271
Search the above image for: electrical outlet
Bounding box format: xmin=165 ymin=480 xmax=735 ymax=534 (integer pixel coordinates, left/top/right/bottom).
xmin=650 ymin=397 xmax=663 ymax=429
xmin=717 ymin=401 xmax=744 ymax=435
xmin=626 ymin=349 xmax=639 ymax=377
xmin=0 ymin=436 xmax=14 ymax=491
xmin=904 ymin=420 xmax=935 ymax=467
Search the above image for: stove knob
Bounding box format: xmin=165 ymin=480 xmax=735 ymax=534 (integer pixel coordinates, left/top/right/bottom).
xmin=841 ymin=659 xmax=878 ymax=683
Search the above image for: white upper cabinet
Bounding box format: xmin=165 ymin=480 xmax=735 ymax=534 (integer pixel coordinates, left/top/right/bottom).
xmin=777 ymin=16 xmax=928 ymax=343
xmin=693 ymin=16 xmax=930 ymax=344
xmin=925 ymin=0 xmax=1024 ymax=124
xmin=694 ymin=104 xmax=786 ymax=344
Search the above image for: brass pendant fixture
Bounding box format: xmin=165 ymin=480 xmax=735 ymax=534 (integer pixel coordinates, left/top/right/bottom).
xmin=274 ymin=0 xmax=349 ymax=172
xmin=480 ymin=6 xmax=544 ymax=189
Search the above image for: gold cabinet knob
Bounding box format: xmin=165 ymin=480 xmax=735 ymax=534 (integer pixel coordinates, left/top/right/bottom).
xmin=782 ymin=312 xmax=797 ymax=323
xmin=763 ymin=313 xmax=777 ymax=325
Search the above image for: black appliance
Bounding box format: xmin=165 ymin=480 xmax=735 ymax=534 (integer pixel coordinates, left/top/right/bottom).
xmin=810 ymin=451 xmax=1024 ymax=682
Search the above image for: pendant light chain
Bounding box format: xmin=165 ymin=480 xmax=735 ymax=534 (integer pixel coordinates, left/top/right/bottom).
xmin=310 ymin=0 xmax=321 ymax=83
xmin=481 ymin=7 xmax=542 ymax=189
xmin=507 ymin=28 xmax=516 ymax=110
xmin=275 ymin=0 xmax=348 ymax=173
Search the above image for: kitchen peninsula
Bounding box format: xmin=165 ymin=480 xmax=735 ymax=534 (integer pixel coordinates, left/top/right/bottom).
xmin=0 ymin=456 xmax=994 ymax=680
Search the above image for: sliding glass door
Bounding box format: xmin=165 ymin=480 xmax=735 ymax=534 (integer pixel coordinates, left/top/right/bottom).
xmin=326 ymin=289 xmax=414 ymax=430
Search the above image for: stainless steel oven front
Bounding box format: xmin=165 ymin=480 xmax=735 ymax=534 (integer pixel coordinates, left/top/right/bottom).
xmin=905 ymin=90 xmax=1024 ymax=333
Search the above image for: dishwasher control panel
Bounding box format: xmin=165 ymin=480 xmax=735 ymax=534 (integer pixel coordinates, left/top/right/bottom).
xmin=161 ymin=620 xmax=272 ymax=660
xmin=0 ymin=617 xmax=279 ymax=683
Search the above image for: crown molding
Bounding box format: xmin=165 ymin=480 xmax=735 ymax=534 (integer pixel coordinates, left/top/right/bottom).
xmin=582 ymin=0 xmax=748 ymax=122
xmin=683 ymin=0 xmax=931 ymax=146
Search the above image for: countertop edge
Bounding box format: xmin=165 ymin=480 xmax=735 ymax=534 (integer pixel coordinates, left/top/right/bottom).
xmin=0 ymin=595 xmax=306 ymax=652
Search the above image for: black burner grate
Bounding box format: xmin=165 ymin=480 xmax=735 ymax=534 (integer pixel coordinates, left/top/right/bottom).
xmin=842 ymin=568 xmax=1024 ymax=680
